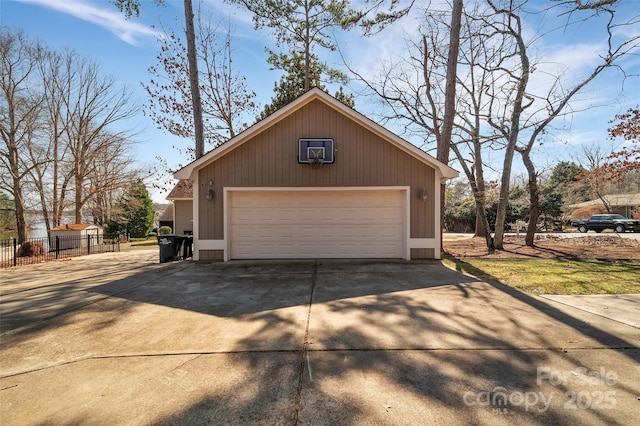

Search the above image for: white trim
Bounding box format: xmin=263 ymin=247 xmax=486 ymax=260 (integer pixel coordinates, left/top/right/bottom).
xmin=196 ymin=239 xmax=226 ymax=250
xmin=408 ymin=238 xmax=439 ymax=248
xmin=405 ymin=189 xmax=411 ymax=260
xmin=192 ymin=174 xmax=200 ymax=261
xmin=223 ymin=188 xmax=229 ymax=261
xmin=434 ymin=178 xmax=442 ymax=260
xmin=223 ymin=186 xmax=410 ymax=261
xmin=409 ymin=238 xmax=441 ymax=259
xmin=225 ymin=186 xmax=409 ymax=193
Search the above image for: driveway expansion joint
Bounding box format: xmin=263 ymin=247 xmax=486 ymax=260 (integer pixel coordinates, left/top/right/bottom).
xmin=293 ymin=260 xmax=318 ymax=424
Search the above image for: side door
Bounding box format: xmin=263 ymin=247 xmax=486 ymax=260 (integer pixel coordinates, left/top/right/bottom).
xmin=591 ymin=215 xmax=611 ymax=231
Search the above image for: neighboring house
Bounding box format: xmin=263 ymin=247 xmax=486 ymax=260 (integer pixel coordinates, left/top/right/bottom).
xmin=174 ymin=88 xmax=458 ymax=261
xmin=158 ymin=205 xmax=174 ymax=230
xmin=570 ymin=193 xmax=640 ymax=218
xmin=166 ymin=179 xmax=193 ymax=235
xmin=50 ymin=224 xmax=103 ymax=250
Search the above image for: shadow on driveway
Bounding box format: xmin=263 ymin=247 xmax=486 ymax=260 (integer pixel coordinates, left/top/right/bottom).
xmin=1 ymin=258 xmax=638 ymax=425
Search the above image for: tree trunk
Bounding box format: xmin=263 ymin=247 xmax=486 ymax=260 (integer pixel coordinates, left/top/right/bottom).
xmin=475 ymin=197 xmax=495 ymax=254
xmin=521 ymin=151 xmax=539 ymax=247
xmin=473 ymin=144 xmax=487 ymax=239
xmin=437 ymin=0 xmax=462 ymax=162
xmin=13 ymin=188 xmax=28 ymax=243
xmin=492 ymin=3 xmax=531 ymax=250
xmin=475 ymin=214 xmax=486 ymax=237
xmin=304 ymin=0 xmax=310 ymax=91
xmin=55 ymin=177 xmax=70 ymax=228
xmin=75 ymin=173 xmax=83 ymax=224
xmin=184 ymin=0 xmax=205 ymax=159
xmin=437 ymin=0 xmax=463 ymax=251
xmin=450 ymin=140 xmax=493 ymax=253
xmin=6 ymin=143 xmax=28 ymax=242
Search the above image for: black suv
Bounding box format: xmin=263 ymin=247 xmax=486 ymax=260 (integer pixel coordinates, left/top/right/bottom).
xmin=571 ymin=214 xmax=640 ymax=233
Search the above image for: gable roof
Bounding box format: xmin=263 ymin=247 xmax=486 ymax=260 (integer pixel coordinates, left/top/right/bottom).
xmin=174 ymin=88 xmax=458 ymax=180
xmin=166 ymin=179 xmax=193 ymax=200
xmin=159 ymin=205 xmax=174 ymax=221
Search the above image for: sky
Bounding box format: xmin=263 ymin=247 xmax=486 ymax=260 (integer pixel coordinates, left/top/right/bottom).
xmin=1 ymin=0 xmax=639 ymax=203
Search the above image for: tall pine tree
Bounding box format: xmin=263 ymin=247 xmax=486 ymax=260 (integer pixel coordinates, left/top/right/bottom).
xmin=230 ymin=0 xmax=357 ymax=118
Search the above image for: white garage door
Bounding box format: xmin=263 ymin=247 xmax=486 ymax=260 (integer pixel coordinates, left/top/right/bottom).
xmin=229 ymin=190 xmax=406 ymax=259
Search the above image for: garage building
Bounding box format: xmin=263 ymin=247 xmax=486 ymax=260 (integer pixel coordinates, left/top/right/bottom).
xmin=174 ymin=88 xmax=458 ymax=261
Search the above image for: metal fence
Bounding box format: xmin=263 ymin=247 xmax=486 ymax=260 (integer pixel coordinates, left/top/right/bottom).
xmin=1 ymin=234 xmax=120 ymax=268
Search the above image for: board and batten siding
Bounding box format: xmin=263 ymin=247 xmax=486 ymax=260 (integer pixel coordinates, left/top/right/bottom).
xmin=197 ymin=99 xmax=437 ymax=260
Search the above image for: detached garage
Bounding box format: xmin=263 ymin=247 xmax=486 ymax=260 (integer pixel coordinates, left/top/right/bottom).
xmin=174 ymin=88 xmax=458 ymax=261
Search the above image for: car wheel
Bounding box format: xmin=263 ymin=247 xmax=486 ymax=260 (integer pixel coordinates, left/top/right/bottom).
xmin=595 ymin=229 xmax=602 ymax=233
xmin=578 ymin=225 xmax=588 ymax=233
xmin=615 ymin=224 xmax=625 ymax=233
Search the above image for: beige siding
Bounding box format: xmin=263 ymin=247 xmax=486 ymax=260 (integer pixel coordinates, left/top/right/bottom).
xmin=174 ymin=200 xmax=193 ymax=235
xmin=198 ymin=99 xmax=436 ymax=248
xmin=199 ymin=250 xmax=224 ymax=261
xmin=411 ymin=248 xmax=435 ymax=259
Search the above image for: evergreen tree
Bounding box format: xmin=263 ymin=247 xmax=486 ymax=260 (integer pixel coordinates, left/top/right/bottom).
xmin=108 ymin=179 xmax=155 ymax=238
xmin=230 ymin=0 xmax=356 ymax=120
xmin=258 ymin=51 xmax=354 ymax=120
xmin=546 ymin=161 xmax=591 ymax=214
xmin=0 ymin=192 xmax=16 ymax=233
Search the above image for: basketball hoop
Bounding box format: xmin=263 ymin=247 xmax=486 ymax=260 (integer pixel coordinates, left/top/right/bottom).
xmin=298 ymin=139 xmax=334 ymax=167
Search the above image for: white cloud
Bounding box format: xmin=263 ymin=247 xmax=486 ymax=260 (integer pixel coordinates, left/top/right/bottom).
xmin=16 ymin=0 xmax=162 ymax=45
xmin=203 ymin=0 xmax=255 ymax=31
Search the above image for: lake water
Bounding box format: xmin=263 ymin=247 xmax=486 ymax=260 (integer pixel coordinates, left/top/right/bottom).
xmin=1 ymin=211 xmax=89 ymax=240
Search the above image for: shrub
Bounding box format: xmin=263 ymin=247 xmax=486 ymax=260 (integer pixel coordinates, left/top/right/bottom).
xmin=158 ymin=226 xmax=172 ymax=235
xmin=17 ymin=241 xmax=45 ymax=257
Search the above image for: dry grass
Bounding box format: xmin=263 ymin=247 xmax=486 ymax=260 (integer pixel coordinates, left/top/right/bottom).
xmin=443 ymin=234 xmax=640 ymax=295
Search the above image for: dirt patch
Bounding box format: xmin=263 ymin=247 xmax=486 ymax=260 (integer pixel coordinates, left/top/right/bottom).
xmin=443 ymin=234 xmax=640 ymax=260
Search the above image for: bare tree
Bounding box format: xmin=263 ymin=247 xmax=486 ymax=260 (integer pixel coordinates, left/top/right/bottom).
xmin=0 ymin=29 xmax=44 ymax=242
xmin=351 ymin=0 xmax=639 ymax=251
xmin=488 ymin=1 xmax=640 ymax=247
xmin=183 ymin=0 xmax=205 ymax=158
xmin=113 ymin=0 xmax=205 ymax=158
xmin=55 ymin=55 xmax=139 ymax=223
xmin=437 ymin=0 xmax=462 ymax=251
xmin=477 ymin=0 xmax=533 ymax=250
xmin=33 ymin=48 xmax=74 ymax=232
xmin=577 ymin=145 xmax=616 ymax=212
xmin=143 ymin=11 xmax=258 ymax=154
xmin=348 ymin=2 xmax=502 ymax=252
xmin=85 ymin=135 xmax=147 ymax=226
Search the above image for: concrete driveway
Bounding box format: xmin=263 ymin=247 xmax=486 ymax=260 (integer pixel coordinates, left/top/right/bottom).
xmin=1 ymin=250 xmax=638 ymax=425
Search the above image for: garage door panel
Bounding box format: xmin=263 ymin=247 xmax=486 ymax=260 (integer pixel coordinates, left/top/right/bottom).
xmin=229 ymin=190 xmax=405 ymax=259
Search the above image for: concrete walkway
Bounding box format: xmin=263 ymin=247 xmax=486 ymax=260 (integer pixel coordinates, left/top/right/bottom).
xmin=1 ymin=251 xmax=638 ymax=425
xmin=541 ymin=294 xmax=640 ymax=328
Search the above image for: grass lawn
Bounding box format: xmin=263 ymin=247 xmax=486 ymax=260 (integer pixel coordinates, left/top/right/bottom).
xmin=130 ymin=241 xmax=159 ymax=247
xmin=443 ymin=258 xmax=640 ymax=295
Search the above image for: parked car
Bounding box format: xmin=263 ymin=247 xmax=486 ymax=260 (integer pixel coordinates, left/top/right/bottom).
xmin=570 ymin=214 xmax=640 ymax=233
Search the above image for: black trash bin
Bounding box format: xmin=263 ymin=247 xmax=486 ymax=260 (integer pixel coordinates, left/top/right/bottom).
xmin=182 ymin=235 xmax=193 ymax=258
xmin=157 ymin=234 xmax=184 ymax=263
